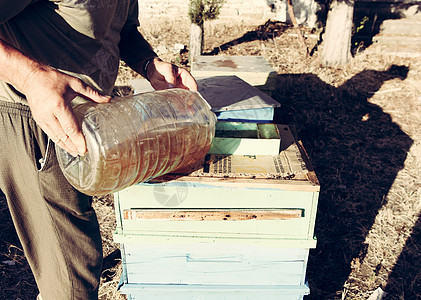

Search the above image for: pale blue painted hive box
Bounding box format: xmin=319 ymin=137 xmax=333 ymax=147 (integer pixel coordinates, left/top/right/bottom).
xmin=113 ymin=123 xmax=320 ymax=300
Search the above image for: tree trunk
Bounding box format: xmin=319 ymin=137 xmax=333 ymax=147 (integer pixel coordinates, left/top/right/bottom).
xmin=321 ymin=0 xmax=355 ymax=66
xmin=189 ymin=22 xmax=203 ymax=64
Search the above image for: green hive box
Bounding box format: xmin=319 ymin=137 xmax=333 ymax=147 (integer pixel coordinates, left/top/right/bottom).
xmin=208 ymin=121 xmax=281 ymax=155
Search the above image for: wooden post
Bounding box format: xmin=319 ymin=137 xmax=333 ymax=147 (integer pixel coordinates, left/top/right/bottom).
xmin=189 ymin=22 xmax=203 ymax=64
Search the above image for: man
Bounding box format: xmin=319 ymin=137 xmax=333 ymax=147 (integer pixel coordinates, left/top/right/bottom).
xmin=0 ymin=1 xmax=197 ymax=299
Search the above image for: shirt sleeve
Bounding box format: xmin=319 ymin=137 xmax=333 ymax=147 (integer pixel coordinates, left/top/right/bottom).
xmin=0 ymin=1 xmax=34 ymax=24
xmin=124 ymin=0 xmax=140 ymax=30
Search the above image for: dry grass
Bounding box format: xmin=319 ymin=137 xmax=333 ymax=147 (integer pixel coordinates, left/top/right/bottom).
xmin=1 ymin=19 xmax=420 ymax=300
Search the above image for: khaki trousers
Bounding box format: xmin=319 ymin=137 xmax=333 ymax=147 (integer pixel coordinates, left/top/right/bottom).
xmin=0 ymin=101 xmax=103 ymax=299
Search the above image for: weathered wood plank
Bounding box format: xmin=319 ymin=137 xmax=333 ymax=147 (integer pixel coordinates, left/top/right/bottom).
xmin=191 ymin=56 xmax=278 ymax=90
xmin=146 ymin=175 xmax=320 ymax=191
xmin=123 ymin=209 xmax=303 ymax=221
xmin=114 ymin=232 xmax=318 ymax=248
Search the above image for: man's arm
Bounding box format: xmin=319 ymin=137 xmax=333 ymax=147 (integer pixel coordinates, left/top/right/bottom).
xmin=0 ymin=39 xmax=110 ymax=156
xmin=118 ymin=25 xmax=157 ymax=77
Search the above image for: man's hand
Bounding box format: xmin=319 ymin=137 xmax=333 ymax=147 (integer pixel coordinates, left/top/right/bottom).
xmin=146 ymin=58 xmax=198 ymax=91
xmin=0 ymin=39 xmax=110 ymax=156
xmin=22 ymin=65 xmax=110 ymax=156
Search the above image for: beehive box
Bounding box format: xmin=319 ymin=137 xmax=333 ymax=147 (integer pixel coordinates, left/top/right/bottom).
xmin=113 ymin=125 xmax=319 ymax=299
xmin=129 ymin=75 xmax=280 ymax=123
xmin=191 ymin=55 xmax=278 ymax=95
xmin=114 ymin=125 xmax=318 ymax=243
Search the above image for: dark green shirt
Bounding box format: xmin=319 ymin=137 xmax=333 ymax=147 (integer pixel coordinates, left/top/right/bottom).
xmin=0 ymin=0 xmax=146 ymax=104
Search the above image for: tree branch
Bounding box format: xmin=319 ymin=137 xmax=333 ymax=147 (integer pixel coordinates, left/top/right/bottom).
xmin=287 ymin=0 xmax=309 ymax=57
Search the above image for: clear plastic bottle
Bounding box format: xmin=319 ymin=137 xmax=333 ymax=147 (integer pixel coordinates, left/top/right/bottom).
xmin=56 ymin=89 xmax=216 ymax=196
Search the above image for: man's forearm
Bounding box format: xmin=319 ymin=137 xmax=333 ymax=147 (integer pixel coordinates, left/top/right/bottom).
xmin=118 ymin=26 xmax=157 ymax=78
xmin=0 ymin=38 xmax=43 ymax=93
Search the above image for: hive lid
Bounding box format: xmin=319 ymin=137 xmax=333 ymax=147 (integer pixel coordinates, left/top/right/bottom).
xmin=129 ymin=75 xmax=280 ymax=113
xmin=196 ymin=76 xmax=280 ymax=112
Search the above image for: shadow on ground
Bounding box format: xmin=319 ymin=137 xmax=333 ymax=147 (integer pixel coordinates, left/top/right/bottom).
xmin=203 ymin=20 xmax=293 ymax=55
xmin=272 ymin=65 xmax=415 ymax=299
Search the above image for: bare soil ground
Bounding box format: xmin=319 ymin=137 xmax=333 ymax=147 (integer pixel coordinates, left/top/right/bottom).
xmin=1 ymin=19 xmax=420 ymax=300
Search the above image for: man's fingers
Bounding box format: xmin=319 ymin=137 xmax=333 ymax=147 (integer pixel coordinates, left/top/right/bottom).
xmin=176 ymin=68 xmax=198 ymax=91
xmin=36 ymin=101 xmax=85 ymax=156
xmin=39 ymin=120 xmax=78 ymax=156
xmin=50 ymin=80 xmax=110 ymax=155
xmin=52 ymin=103 xmax=86 ymax=155
xmin=70 ymin=80 xmax=111 ymax=104
xmin=53 ymin=134 xmax=78 ymax=157
xmin=156 ymin=63 xmax=176 ymax=89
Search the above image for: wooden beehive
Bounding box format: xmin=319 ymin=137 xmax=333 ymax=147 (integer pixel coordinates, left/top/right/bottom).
xmin=113 ymin=125 xmax=319 ymax=300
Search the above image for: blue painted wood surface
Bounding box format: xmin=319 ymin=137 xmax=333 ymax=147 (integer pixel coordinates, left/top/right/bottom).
xmin=120 ymin=283 xmax=309 ymax=300
xmin=121 ymin=243 xmax=309 ymax=286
